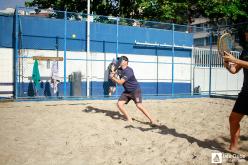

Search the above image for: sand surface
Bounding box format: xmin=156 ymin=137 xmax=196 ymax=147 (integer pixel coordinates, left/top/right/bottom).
xmin=0 ymin=98 xmax=247 ymax=165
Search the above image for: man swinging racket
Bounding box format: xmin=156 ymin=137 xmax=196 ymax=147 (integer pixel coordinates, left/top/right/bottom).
xmin=109 ymin=56 xmax=156 ymax=124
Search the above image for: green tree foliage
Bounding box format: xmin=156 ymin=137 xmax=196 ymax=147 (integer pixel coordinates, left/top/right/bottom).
xmin=25 ymin=0 xmax=87 ymax=13
xmin=197 ymin=0 xmax=248 ymax=24
xmin=25 ymin=0 xmax=248 ymax=24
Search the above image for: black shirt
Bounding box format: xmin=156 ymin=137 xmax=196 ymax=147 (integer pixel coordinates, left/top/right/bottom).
xmin=119 ymin=66 xmax=140 ymax=93
xmin=240 ymin=50 xmax=248 ymax=94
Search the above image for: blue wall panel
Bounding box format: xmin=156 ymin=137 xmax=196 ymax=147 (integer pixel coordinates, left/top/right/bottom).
xmin=91 ymin=23 xmax=117 ymax=42
xmin=0 ymin=16 xmax=14 ymax=48
xmin=18 ymin=81 xmax=191 ymax=97
xmin=0 ymin=15 xmax=193 ymax=58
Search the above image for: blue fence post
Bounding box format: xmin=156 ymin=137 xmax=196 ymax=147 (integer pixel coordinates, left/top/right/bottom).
xmin=115 ymin=17 xmax=119 ymax=98
xmin=172 ymin=24 xmax=175 ymax=96
xmin=156 ymin=47 xmax=158 ymax=96
xmin=116 ymin=17 xmax=119 ymax=57
xmin=63 ymin=10 xmax=67 ymax=97
xmin=209 ymin=30 xmax=213 ymax=96
xmin=14 ymin=7 xmax=19 ymax=99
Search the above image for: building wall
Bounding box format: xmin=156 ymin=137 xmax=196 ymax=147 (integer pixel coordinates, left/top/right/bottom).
xmin=0 ymin=48 xmax=13 ymax=97
xmin=193 ymin=48 xmax=243 ymax=95
xmin=0 ymin=48 xmax=191 ymax=97
xmin=5 ymin=14 xmax=239 ymax=98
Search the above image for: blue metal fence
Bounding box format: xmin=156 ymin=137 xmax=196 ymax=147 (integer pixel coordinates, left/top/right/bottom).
xmin=2 ymin=7 xmax=230 ymax=100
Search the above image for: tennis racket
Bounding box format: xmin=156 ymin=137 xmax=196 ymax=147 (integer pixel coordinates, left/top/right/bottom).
xmin=217 ymin=32 xmax=234 ymax=57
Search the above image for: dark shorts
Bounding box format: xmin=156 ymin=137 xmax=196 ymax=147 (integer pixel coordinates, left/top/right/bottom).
xmin=232 ymin=92 xmax=248 ymax=115
xmin=118 ymin=88 xmax=142 ymax=104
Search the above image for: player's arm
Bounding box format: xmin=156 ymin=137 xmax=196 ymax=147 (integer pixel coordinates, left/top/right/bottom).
xmin=111 ymin=76 xmax=125 ymax=85
xmin=232 ymin=59 xmax=248 ymax=69
xmin=109 ymin=71 xmax=126 ymax=85
xmin=224 ymin=61 xmax=242 ymax=74
xmin=223 ymin=51 xmax=243 ymax=74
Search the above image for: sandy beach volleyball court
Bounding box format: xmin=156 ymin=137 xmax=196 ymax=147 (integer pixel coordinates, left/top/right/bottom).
xmin=0 ymin=98 xmax=247 ymax=165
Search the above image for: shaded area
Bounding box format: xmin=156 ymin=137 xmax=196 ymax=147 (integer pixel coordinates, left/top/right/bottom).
xmin=27 ymin=81 xmax=35 ymax=97
xmin=240 ymin=135 xmax=248 ymax=141
xmin=126 ymin=119 xmax=248 ymax=160
xmin=44 ymin=81 xmax=51 ymax=96
xmin=83 ymin=106 xmax=125 ymax=121
xmin=45 ymin=103 xmax=89 ymax=106
xmin=220 ymin=136 xmax=248 ymax=153
xmin=82 ymin=106 xmax=248 ymax=161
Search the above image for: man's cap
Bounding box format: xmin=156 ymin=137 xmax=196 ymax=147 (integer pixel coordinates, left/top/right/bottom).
xmin=120 ymin=56 xmax=128 ymax=62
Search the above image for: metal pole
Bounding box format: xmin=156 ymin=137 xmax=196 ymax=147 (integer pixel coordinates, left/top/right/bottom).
xmin=156 ymin=47 xmax=158 ymax=96
xmin=14 ymin=7 xmax=19 ymax=99
xmin=86 ymin=0 xmax=90 ymax=97
xmin=191 ymin=48 xmax=194 ymax=96
xmin=172 ymin=24 xmax=175 ymax=96
xmin=116 ymin=17 xmax=119 ymax=97
xmin=116 ymin=17 xmax=119 ymax=58
xmin=63 ymin=10 xmax=67 ymax=97
xmin=209 ymin=30 xmax=213 ymax=96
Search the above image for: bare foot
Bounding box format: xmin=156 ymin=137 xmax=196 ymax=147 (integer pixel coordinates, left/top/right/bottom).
xmin=229 ymin=145 xmax=239 ymax=152
xmin=127 ymin=117 xmax=133 ymax=123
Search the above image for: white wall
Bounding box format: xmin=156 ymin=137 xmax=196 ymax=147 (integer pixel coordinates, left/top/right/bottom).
xmin=193 ymin=67 xmax=243 ymax=95
xmin=0 ymin=48 xmax=13 ymax=97
xmin=1 ymin=47 xmax=242 ymax=98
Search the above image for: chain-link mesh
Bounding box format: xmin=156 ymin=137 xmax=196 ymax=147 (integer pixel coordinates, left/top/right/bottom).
xmin=17 ymin=9 xmax=66 ymax=98
xmin=9 ymin=7 xmax=246 ymax=100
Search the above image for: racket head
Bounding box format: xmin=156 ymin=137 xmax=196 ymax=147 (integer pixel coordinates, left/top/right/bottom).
xmin=217 ymin=32 xmax=234 ymax=57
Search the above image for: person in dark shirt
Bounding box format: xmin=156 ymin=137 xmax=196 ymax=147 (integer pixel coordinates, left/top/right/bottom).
xmin=109 ymin=56 xmax=156 ymax=124
xmin=223 ymin=30 xmax=248 ymax=152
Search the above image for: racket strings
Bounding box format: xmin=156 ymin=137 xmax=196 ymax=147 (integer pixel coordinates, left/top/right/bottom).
xmin=223 ymin=37 xmax=232 ymax=50
xmin=220 ymin=35 xmax=233 ymax=53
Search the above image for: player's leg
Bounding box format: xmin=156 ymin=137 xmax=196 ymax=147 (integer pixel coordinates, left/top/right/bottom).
xmin=136 ymin=103 xmax=156 ymax=124
xmin=132 ymin=88 xmax=156 ymax=124
xmin=229 ymin=111 xmax=244 ymax=151
xmin=117 ymin=93 xmax=132 ymax=122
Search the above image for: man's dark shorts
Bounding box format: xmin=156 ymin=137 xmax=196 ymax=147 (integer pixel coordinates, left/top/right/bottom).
xmin=232 ymin=92 xmax=248 ymax=115
xmin=118 ymin=88 xmax=142 ymax=104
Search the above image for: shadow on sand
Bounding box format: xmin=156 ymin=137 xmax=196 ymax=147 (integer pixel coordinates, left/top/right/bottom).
xmin=83 ymin=106 xmax=126 ymax=121
xmin=126 ymin=118 xmax=248 ymax=160
xmin=83 ymin=106 xmax=247 ymax=160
